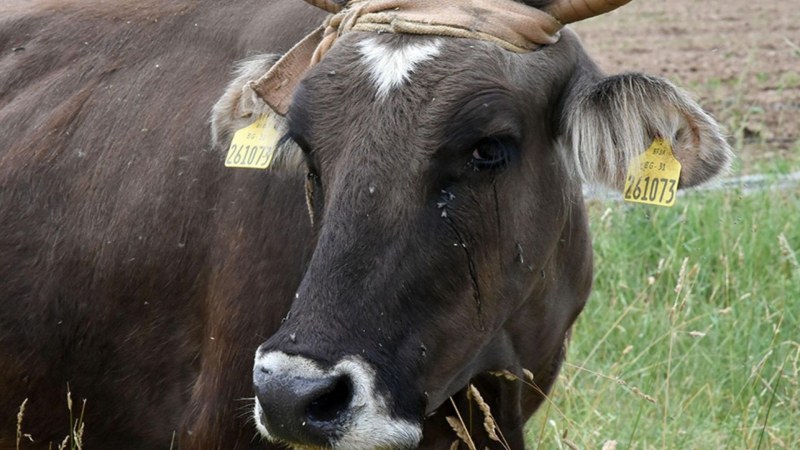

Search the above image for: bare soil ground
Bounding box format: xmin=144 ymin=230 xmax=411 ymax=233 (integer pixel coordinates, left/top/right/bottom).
xmin=571 ymin=0 xmax=800 ymax=174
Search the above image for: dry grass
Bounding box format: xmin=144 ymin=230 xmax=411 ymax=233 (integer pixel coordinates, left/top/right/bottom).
xmin=16 ymin=399 xmax=31 ymax=450
xmin=14 ymin=388 xmax=87 ymax=450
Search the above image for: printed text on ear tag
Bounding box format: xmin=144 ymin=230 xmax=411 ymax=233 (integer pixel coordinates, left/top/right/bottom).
xmin=623 ymin=138 xmax=682 ymax=207
xmin=224 ymin=112 xmax=286 ymax=169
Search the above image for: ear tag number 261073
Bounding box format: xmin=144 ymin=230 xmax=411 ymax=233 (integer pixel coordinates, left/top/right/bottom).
xmin=623 ymin=138 xmax=683 ymax=207
xmin=224 ymin=112 xmax=286 ymax=169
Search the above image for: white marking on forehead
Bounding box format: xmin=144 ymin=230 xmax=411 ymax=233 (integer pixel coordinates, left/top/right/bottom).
xmin=357 ymin=37 xmax=441 ymax=98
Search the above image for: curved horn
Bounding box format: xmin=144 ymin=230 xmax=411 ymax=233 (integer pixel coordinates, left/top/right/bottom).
xmin=545 ymin=0 xmax=633 ymax=24
xmin=303 ymin=0 xmax=344 ymax=14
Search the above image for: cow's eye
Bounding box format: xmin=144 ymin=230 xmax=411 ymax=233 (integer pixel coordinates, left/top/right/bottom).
xmin=470 ymin=137 xmax=516 ymax=171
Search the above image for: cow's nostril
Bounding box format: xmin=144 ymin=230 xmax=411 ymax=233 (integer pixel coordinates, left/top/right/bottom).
xmin=306 ymin=376 xmax=353 ymax=423
xmin=254 ymin=355 xmax=358 ymax=446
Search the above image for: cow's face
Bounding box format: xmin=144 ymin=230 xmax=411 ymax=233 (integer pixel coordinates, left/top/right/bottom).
xmin=246 ymin=26 xmax=732 ymax=450
xmin=253 ymin=30 xmax=585 ymax=449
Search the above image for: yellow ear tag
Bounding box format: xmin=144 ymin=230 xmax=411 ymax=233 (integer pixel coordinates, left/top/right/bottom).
xmin=224 ymin=112 xmax=286 ymax=169
xmin=623 ymin=138 xmax=682 ymax=207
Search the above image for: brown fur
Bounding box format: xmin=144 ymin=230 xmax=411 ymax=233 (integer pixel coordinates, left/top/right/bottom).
xmin=1 ymin=1 xmax=322 ymax=449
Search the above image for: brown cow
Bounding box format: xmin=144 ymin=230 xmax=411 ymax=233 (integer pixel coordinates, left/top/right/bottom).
xmin=0 ymin=0 xmax=731 ymax=449
xmin=1 ymin=1 xmax=323 ymax=448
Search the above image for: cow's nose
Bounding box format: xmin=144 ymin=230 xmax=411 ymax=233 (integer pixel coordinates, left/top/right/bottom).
xmin=254 ymin=356 xmax=354 ymax=446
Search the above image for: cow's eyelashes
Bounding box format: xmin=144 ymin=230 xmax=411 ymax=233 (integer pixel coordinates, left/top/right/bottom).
xmin=469 ymin=136 xmax=517 ymax=171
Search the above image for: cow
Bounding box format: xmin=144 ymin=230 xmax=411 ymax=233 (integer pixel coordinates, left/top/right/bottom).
xmin=0 ymin=0 xmax=732 ymax=449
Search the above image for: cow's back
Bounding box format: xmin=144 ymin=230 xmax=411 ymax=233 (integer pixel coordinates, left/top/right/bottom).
xmin=0 ymin=1 xmax=319 ymax=448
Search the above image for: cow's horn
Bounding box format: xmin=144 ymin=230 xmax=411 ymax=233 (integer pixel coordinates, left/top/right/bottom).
xmin=303 ymin=0 xmax=344 ymax=14
xmin=545 ymin=0 xmax=633 ymax=24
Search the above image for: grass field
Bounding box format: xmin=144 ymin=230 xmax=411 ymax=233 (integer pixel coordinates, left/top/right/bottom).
xmin=526 ymin=186 xmax=800 ymax=449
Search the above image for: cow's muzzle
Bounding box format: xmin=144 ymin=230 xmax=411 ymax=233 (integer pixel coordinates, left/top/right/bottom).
xmin=253 ymin=350 xmax=422 ymax=450
xmin=254 ymin=361 xmax=352 ymax=445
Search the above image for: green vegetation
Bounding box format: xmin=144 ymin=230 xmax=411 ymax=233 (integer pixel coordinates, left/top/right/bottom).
xmin=527 ymin=187 xmax=800 ymax=449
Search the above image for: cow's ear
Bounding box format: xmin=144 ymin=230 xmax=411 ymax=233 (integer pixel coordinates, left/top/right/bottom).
xmin=561 ymin=73 xmax=733 ymax=190
xmin=211 ymin=54 xmax=303 ymax=171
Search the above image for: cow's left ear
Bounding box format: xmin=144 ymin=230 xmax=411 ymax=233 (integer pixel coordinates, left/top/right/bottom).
xmin=561 ymin=73 xmax=734 ymax=189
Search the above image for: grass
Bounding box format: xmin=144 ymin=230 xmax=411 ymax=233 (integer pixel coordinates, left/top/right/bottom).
xmin=526 ymin=185 xmax=800 ymax=449
xmin=15 ymin=389 xmax=87 ymax=450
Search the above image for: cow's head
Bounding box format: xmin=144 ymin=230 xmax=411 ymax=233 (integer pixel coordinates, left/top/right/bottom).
xmin=213 ymin=0 xmax=732 ymax=448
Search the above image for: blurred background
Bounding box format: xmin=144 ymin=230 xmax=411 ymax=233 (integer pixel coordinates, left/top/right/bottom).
xmin=575 ymin=0 xmax=799 ymax=175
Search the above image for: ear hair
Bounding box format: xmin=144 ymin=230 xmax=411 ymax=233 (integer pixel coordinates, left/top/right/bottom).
xmin=561 ymin=73 xmax=734 ymax=189
xmin=210 ymin=54 xmax=304 ymax=171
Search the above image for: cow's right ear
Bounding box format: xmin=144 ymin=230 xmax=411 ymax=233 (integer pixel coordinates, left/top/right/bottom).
xmin=211 ymin=54 xmax=304 ymax=171
xmin=560 ymin=72 xmax=734 ymax=190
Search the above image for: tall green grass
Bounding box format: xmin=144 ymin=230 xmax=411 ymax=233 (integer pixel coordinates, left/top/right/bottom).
xmin=528 ymin=186 xmax=800 ymax=449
